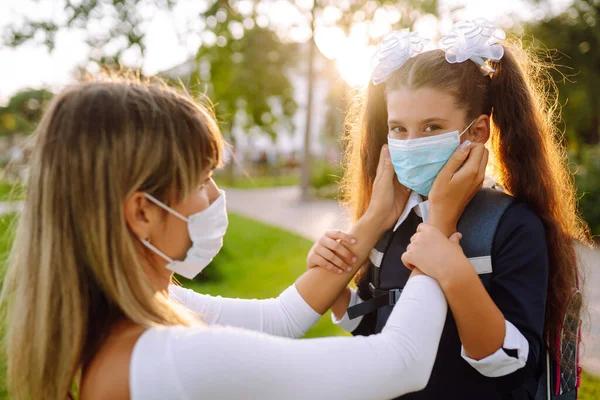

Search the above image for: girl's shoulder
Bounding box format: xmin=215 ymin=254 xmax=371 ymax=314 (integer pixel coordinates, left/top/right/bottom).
xmin=496 ymin=200 xmax=546 ymax=241
xmin=492 ymin=200 xmax=549 ymax=266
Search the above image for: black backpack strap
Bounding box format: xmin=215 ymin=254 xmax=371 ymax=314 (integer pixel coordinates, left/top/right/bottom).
xmin=457 ymin=188 xmax=515 ymax=258
xmin=457 ymin=188 xmax=514 ymax=290
xmin=347 ymin=230 xmax=396 ymax=320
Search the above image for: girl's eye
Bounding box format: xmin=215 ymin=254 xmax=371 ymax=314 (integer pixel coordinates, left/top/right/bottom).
xmin=391 ymin=126 xmax=405 ymax=133
xmin=424 ymin=125 xmax=441 ymax=132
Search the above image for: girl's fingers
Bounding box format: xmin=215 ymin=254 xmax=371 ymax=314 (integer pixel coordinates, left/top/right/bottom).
xmin=325 ymin=230 xmax=357 ymax=245
xmin=438 ymin=140 xmax=472 ymax=182
xmin=321 ymin=236 xmax=356 ymax=263
xmin=457 ymin=143 xmax=485 ymax=180
xmin=410 ymin=233 xmax=420 ymax=243
xmin=401 ymin=251 xmax=415 ymax=270
xmin=315 ymin=246 xmax=352 ymax=272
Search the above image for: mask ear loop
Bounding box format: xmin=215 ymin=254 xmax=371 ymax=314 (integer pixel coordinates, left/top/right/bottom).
xmin=459 ymin=119 xmax=477 ymax=137
xmin=144 ymin=193 xmax=189 ymax=222
xmin=140 ymin=238 xmax=175 ymax=264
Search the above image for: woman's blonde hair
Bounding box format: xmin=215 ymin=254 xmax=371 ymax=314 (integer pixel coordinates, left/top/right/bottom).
xmin=0 ymin=75 xmax=224 ymax=400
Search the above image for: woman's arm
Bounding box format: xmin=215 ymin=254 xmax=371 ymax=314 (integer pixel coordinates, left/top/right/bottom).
xmin=131 ymin=275 xmax=447 ymax=400
xmin=168 ymin=145 xmax=403 ymax=336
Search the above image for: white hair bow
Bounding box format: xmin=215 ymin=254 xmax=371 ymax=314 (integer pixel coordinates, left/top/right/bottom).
xmin=371 ymin=29 xmax=428 ymax=85
xmin=439 ymin=19 xmax=506 ymax=76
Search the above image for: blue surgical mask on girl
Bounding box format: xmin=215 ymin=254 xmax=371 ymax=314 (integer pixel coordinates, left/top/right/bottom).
xmin=388 ymin=120 xmax=476 ymax=196
xmin=139 ymin=190 xmax=228 ymax=279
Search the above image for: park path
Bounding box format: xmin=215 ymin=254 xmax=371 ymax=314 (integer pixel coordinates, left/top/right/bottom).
xmin=225 ymin=186 xmax=600 ymax=376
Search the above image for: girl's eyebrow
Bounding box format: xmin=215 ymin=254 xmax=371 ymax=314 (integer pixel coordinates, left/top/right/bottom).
xmin=387 ymin=117 xmax=449 ymax=125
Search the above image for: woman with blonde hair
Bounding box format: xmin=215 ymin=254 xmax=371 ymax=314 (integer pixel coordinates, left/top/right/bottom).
xmin=1 ymin=76 xmax=485 ymax=399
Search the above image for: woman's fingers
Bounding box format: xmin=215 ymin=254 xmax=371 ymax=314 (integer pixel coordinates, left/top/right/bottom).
xmin=315 ymin=246 xmax=352 ymax=273
xmin=320 ymin=236 xmax=357 ymax=263
xmin=316 ymin=256 xmax=345 ymax=274
xmin=325 ymin=230 xmax=357 ymax=246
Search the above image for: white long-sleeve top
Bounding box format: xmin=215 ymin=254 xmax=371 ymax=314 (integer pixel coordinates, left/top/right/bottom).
xmin=130 ymin=276 xmax=447 ymax=400
xmin=169 ymin=284 xmax=321 ymax=338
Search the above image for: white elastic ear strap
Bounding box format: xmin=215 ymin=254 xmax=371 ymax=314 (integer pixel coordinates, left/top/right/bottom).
xmin=143 ymin=193 xmax=188 ymax=222
xmin=459 ymin=119 xmax=477 ymax=137
xmin=140 ymin=238 xmax=174 ymax=264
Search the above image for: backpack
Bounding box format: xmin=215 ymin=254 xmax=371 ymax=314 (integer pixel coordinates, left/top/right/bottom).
xmin=535 ymin=287 xmax=583 ymax=400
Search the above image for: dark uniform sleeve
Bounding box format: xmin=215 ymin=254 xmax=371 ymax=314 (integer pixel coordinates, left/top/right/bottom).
xmin=487 ymin=202 xmax=549 ymax=396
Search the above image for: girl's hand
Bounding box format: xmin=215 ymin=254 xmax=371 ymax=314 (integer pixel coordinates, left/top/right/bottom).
xmin=401 ymin=223 xmax=469 ymax=285
xmin=428 ymin=141 xmax=488 ymax=236
xmin=364 ymin=145 xmax=411 ymax=233
xmin=307 ymin=230 xmax=357 ymax=274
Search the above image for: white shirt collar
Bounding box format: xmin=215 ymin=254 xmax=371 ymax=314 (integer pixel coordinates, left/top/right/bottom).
xmin=392 ymin=175 xmax=500 ymax=232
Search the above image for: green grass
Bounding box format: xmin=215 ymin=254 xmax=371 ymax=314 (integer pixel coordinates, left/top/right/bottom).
xmin=0 ymin=182 xmax=25 ymax=202
xmin=581 ymin=370 xmax=600 ymax=399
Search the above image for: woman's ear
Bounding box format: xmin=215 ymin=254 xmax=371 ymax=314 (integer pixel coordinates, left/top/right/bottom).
xmin=124 ymin=192 xmax=157 ymax=240
xmin=467 ymin=115 xmax=490 ymax=144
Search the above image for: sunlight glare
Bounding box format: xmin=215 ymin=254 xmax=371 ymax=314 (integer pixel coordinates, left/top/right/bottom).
xmin=335 ymin=36 xmax=374 ymax=87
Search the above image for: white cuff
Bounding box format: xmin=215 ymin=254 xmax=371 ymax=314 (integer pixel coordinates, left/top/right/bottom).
xmin=331 ymin=288 xmax=364 ymax=333
xmin=461 ymin=320 xmax=529 ymax=377
xmin=286 ymin=284 xmax=322 ymax=321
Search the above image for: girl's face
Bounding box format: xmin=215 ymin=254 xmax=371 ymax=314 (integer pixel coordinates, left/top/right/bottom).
xmin=386 ymin=87 xmax=486 ymax=142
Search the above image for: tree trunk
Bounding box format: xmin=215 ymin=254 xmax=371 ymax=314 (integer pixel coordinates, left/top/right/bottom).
xmin=300 ymin=4 xmax=317 ymax=202
xmin=226 ymin=124 xmax=237 ymax=185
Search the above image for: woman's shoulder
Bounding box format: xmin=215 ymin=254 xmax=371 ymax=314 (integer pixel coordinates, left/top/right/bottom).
xmin=80 ymin=322 xmax=146 ymax=400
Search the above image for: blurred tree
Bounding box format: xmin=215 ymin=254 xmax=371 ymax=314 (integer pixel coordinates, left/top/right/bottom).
xmin=525 ymin=0 xmax=600 ymax=145
xmin=184 ymin=1 xmax=297 ymax=182
xmin=3 ymin=0 xmax=176 ymax=68
xmin=0 ymin=88 xmax=54 ymax=137
xmin=4 ymin=0 xmax=439 ymax=197
xmin=4 ymin=1 xmax=296 ymax=184
xmin=525 ymin=0 xmax=600 ymax=234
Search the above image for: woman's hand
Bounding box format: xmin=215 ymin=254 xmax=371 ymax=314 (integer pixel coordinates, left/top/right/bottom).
xmin=401 ymin=223 xmax=470 ymax=285
xmin=307 ymin=230 xmax=357 ymax=274
xmin=428 ymin=141 xmax=488 ymax=237
xmin=364 ymin=145 xmax=411 ymax=233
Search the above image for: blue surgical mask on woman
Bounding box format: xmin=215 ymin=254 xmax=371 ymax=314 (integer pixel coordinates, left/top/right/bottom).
xmin=388 ymin=120 xmax=476 ymax=196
